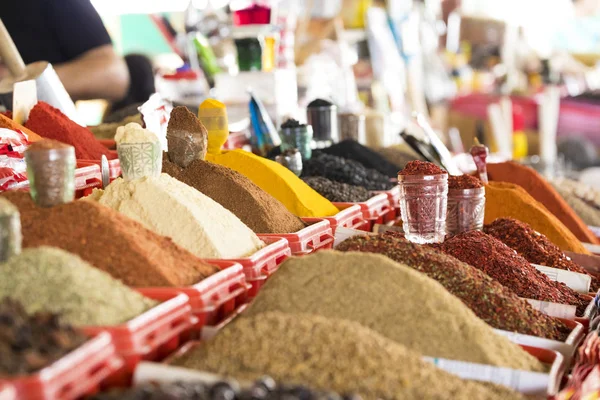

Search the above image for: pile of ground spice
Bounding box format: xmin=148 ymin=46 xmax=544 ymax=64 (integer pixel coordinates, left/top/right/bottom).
xmin=399 ymin=160 xmax=446 ymax=175
xmin=24 ymin=102 xmax=115 ymax=160
xmin=484 ymin=181 xmax=590 ymax=254
xmin=302 ymin=176 xmax=372 ymax=203
xmin=173 ymin=312 xmax=526 ymax=400
xmin=1 ymin=191 xmax=218 ymax=287
xmin=163 ymin=158 xmax=305 ymax=234
xmin=376 ymin=145 xmax=421 ymax=169
xmin=337 ymin=234 xmax=570 ymax=341
xmin=437 ymin=231 xmax=591 ymax=316
xmin=302 ymin=152 xmax=394 ymax=191
xmin=0 ymin=113 xmax=42 ymax=141
xmin=485 ymin=218 xmax=599 ymax=291
xmin=0 ymin=299 xmax=86 ymax=376
xmin=321 ymin=139 xmax=400 ymax=178
xmin=449 ymin=174 xmax=483 ymax=189
xmin=206 ymin=150 xmax=339 ymax=217
xmin=244 ymin=251 xmax=543 ymax=370
xmin=0 ymin=247 xmax=157 ymax=326
xmin=487 ymin=162 xmax=599 ymax=244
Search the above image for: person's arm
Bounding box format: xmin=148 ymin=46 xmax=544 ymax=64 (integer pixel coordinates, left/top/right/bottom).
xmin=54 ymin=44 xmax=129 ymax=102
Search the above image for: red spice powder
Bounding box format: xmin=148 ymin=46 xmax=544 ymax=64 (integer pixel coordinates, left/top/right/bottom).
xmin=448 ymin=174 xmax=483 ymax=190
xmin=24 ymin=102 xmax=115 ymax=160
xmin=399 ymin=160 xmax=446 ymax=176
xmin=436 ymin=230 xmax=591 ymax=316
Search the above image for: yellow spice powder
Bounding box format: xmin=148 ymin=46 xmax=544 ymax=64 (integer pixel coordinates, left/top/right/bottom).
xmin=206 ymin=150 xmax=339 ymax=217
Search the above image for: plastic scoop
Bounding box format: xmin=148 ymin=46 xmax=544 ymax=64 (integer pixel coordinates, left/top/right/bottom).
xmin=198 ymin=99 xmax=229 ymax=155
xmin=470 ymin=138 xmax=489 ymax=184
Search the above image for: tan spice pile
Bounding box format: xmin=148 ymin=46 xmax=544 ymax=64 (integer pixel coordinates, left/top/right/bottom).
xmin=1 ymin=191 xmax=219 ymax=287
xmin=163 ymin=158 xmax=306 ymax=234
xmin=243 ymin=251 xmax=544 ymax=371
xmin=173 ymin=312 xmax=526 ymax=400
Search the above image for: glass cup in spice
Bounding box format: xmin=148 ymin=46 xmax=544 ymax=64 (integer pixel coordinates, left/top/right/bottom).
xmin=446 ymin=175 xmax=486 ymax=236
xmin=0 ymin=198 xmax=21 ymax=263
xmin=25 ymin=139 xmax=76 ymax=208
xmin=116 ymin=123 xmax=163 ymax=181
xmin=280 ymin=119 xmax=313 ymax=160
xmin=275 ymin=149 xmax=303 ymax=177
xmin=398 ymin=161 xmax=448 ymax=244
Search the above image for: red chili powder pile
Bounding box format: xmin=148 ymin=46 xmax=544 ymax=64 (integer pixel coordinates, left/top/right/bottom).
xmin=436 ymin=230 xmax=591 ymax=316
xmin=24 ymin=102 xmax=116 ymax=160
xmin=1 ymin=191 xmax=218 ymax=287
xmin=448 ymin=174 xmax=483 ymax=190
xmin=399 ymin=160 xmax=446 ymax=176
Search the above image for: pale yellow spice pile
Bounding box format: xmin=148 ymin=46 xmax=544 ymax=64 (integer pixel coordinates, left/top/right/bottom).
xmin=173 ymin=312 xmax=526 ymax=400
xmin=243 ymin=251 xmax=544 ymax=372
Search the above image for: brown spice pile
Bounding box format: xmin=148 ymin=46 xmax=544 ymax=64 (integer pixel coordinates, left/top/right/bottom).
xmin=173 ymin=312 xmax=526 ymax=400
xmin=163 ymin=158 xmax=306 ymax=234
xmin=0 ymin=299 xmax=86 ymax=376
xmin=485 ymin=218 xmax=599 ymax=291
xmin=1 ymin=191 xmax=218 ymax=287
xmin=399 ymin=160 xmax=446 ymax=175
xmin=449 ymin=174 xmax=483 ymax=189
xmin=337 ymin=233 xmax=570 ymax=341
xmin=166 ymin=106 xmax=208 ymax=168
xmin=243 ymin=251 xmax=544 ymax=371
xmin=436 ymin=231 xmax=591 ymax=316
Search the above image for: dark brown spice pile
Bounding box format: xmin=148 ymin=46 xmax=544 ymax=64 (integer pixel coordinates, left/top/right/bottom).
xmin=449 ymin=174 xmax=483 ymax=190
xmin=302 ymin=176 xmax=372 ymax=203
xmin=436 ymin=231 xmax=591 ymax=316
xmin=1 ymin=191 xmax=219 ymax=287
xmin=0 ymin=299 xmax=86 ymax=376
xmin=485 ymin=218 xmax=599 ymax=291
xmin=399 ymin=160 xmax=446 ymax=176
xmin=166 ymin=106 xmax=208 ymax=168
xmin=163 ymin=158 xmax=306 ymax=234
xmin=321 ymin=139 xmax=400 ymax=178
xmin=337 ymin=233 xmax=570 ymax=340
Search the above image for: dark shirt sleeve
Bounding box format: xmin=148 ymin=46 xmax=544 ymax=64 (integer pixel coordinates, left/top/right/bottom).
xmin=45 ymin=0 xmax=112 ymax=60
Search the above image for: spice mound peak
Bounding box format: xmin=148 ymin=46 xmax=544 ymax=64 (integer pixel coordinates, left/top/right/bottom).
xmin=399 ymin=160 xmax=446 ymax=176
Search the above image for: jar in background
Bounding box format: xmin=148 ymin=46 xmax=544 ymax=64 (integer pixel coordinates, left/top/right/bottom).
xmin=25 ymin=140 xmax=75 ymax=208
xmin=306 ymin=99 xmax=338 ymax=143
xmin=398 ymin=173 xmax=448 ymax=244
xmin=117 ymin=141 xmax=162 ymax=181
xmin=280 ymin=124 xmax=313 ymax=160
xmin=235 ymin=37 xmax=263 ymax=71
xmin=338 ymin=112 xmax=366 ymax=143
xmin=446 ymin=187 xmax=486 ymax=236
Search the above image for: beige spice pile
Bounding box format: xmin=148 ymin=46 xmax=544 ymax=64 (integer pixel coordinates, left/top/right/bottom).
xmin=243 ymin=251 xmax=544 ymax=372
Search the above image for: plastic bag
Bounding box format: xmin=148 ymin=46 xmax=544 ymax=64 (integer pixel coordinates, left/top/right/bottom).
xmin=0 ymin=128 xmax=31 ymax=191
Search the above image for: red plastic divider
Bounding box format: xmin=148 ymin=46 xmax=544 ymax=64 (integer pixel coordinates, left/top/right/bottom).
xmin=333 ymin=193 xmax=392 ymax=231
xmin=373 ymin=186 xmax=401 ymax=223
xmin=78 ymin=157 xmax=121 ymax=181
xmin=303 ymin=205 xmax=365 ymax=235
xmin=257 ymin=220 xmax=334 ymax=255
xmin=138 ymin=262 xmax=250 ymax=333
xmin=205 ymin=238 xmax=291 ymax=297
xmin=521 ymin=345 xmax=565 ymax=396
xmin=82 ymin=291 xmax=194 ymax=386
xmin=0 ymin=332 xmax=123 ymax=400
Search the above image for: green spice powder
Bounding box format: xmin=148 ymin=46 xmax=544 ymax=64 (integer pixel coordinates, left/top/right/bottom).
xmin=243 ymin=251 xmax=544 ymax=371
xmin=0 ymin=247 xmax=158 ymax=326
xmin=337 ymin=233 xmax=570 ymax=341
xmin=174 ymin=312 xmax=526 ymax=400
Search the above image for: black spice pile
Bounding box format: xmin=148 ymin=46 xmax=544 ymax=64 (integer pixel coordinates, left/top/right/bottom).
xmin=0 ymin=299 xmax=87 ymax=376
xmin=337 ymin=233 xmax=570 ymax=341
xmin=303 ymin=177 xmax=372 ymax=203
xmin=92 ymin=377 xmax=357 ymax=400
xmin=436 ymin=231 xmax=591 ymax=316
xmin=302 ymin=152 xmax=394 ymax=191
xmin=321 ymin=140 xmax=400 ymax=178
xmin=281 ymin=119 xmax=305 ymax=129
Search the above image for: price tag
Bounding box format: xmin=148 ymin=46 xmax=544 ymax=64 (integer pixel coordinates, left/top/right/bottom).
xmin=422 ymin=356 xmax=553 ymax=396
xmin=532 ymin=263 xmax=591 ymax=293
xmin=494 ymin=329 xmax=575 ymax=364
xmin=523 ymin=298 xmax=577 ymax=320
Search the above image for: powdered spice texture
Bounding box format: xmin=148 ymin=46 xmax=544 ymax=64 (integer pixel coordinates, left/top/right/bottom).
xmin=174 ymin=312 xmax=526 ymax=400
xmin=399 ymin=160 xmax=446 ymax=176
xmin=163 ymin=158 xmax=305 ymax=234
xmin=244 ymin=251 xmax=544 ymax=371
xmin=337 ymin=234 xmax=570 ymax=341
xmin=1 ymin=191 xmax=218 ymax=287
xmin=449 ymin=174 xmax=483 ymax=189
xmin=437 ymin=231 xmax=591 ymax=316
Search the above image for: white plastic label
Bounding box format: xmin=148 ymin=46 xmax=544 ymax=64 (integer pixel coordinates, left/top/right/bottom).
xmin=584 ymin=242 xmax=600 ymax=255
xmin=523 ymin=298 xmax=577 ymax=320
xmin=422 ymin=357 xmax=552 ymax=396
xmin=494 ymin=329 xmax=574 ymax=364
xmin=532 ymin=263 xmax=591 ymax=293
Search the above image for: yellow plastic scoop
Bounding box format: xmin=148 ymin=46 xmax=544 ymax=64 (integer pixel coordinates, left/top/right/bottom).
xmin=198 ymin=99 xmax=229 ymax=155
